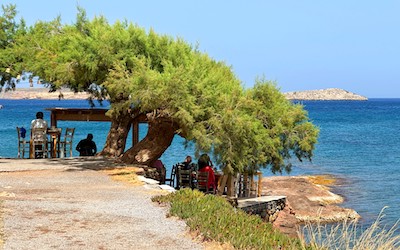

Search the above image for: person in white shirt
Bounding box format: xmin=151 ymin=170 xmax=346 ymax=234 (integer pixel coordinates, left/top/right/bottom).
xmin=31 ymin=111 xmax=48 ymax=158
xmin=31 ymin=111 xmax=48 ymax=129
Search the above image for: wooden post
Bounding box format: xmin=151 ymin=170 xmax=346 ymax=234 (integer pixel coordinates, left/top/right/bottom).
xmin=132 ymin=121 xmax=139 ymax=146
xmin=226 ymin=174 xmax=235 ymax=197
xmin=257 ymin=171 xmax=262 ymax=197
xmin=50 ymin=111 xmax=57 ymax=127
xmin=217 ymin=174 xmax=228 ymax=195
xmin=250 ymin=174 xmax=255 ymax=197
xmin=244 ymin=172 xmax=249 ymax=197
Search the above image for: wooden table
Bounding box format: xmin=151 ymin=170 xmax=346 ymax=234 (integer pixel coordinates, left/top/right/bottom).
xmin=46 ymin=128 xmax=62 ymax=158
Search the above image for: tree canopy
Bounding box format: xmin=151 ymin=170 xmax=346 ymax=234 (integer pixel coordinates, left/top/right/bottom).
xmin=0 ymin=4 xmax=26 ymax=91
xmin=1 ymin=7 xmax=319 ymax=174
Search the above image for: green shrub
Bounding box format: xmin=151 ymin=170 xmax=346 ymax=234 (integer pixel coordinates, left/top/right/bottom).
xmin=153 ymin=188 xmax=306 ymax=249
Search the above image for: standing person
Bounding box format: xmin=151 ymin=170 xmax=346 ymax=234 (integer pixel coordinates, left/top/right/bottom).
xmin=197 ymin=153 xmax=216 ymax=192
xmin=31 ymin=111 xmax=48 ymax=158
xmin=76 ymin=133 xmax=97 ymax=156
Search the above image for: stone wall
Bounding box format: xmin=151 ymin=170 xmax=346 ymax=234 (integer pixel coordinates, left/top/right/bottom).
xmin=237 ymin=196 xmax=287 ymax=222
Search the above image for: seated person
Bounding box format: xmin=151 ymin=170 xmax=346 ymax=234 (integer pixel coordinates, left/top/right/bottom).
xmin=152 ymin=159 xmax=166 ymax=184
xmin=181 ymin=155 xmax=195 ymax=170
xmin=76 ymin=133 xmax=97 ymax=156
xmin=31 ymin=111 xmax=48 ymax=130
xmin=30 ymin=111 xmax=48 ymax=158
xmin=197 ymin=153 xmax=216 ymax=192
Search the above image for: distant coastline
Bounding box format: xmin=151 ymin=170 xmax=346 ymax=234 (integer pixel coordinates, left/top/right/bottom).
xmin=0 ymin=87 xmax=367 ymax=101
xmin=0 ymin=87 xmax=90 ymax=100
xmin=284 ymin=88 xmax=368 ymax=101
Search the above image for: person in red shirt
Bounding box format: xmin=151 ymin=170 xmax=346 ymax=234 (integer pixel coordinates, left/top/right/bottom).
xmin=197 ymin=154 xmax=216 ymax=192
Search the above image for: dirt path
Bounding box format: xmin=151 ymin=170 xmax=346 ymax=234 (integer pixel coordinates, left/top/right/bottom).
xmin=0 ymin=157 xmax=203 ymax=250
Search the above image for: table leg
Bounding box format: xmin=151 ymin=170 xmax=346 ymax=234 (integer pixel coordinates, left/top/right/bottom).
xmin=29 ymin=140 xmax=34 ymax=159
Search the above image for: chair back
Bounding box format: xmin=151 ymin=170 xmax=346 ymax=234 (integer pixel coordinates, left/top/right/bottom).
xmin=196 ymin=171 xmax=210 ymax=193
xmin=165 ymin=164 xmax=177 ymax=188
xmin=31 ymin=127 xmax=48 ymax=158
xmin=31 ymin=127 xmax=47 ymax=142
xmin=63 ymin=128 xmax=75 ymax=144
xmin=178 ymin=166 xmax=192 ymax=189
xmin=61 ymin=128 xmax=75 ymax=157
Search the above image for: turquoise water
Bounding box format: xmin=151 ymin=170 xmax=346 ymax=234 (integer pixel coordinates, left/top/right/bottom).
xmin=0 ymin=98 xmax=399 ymax=232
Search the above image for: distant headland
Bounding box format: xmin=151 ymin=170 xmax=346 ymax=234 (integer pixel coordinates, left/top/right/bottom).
xmin=0 ymin=87 xmax=90 ymax=100
xmin=284 ymin=88 xmax=368 ymax=101
xmin=0 ymin=87 xmax=368 ymax=101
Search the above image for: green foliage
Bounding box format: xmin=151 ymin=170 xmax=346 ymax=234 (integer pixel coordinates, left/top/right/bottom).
xmin=152 ymin=189 xmax=305 ymax=249
xmin=0 ymin=4 xmax=26 ymax=91
xmin=4 ymin=6 xmax=319 ymax=174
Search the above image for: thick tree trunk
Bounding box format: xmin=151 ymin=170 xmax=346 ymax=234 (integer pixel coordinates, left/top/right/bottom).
xmin=99 ymin=111 xmax=132 ymax=157
xmin=120 ymin=117 xmax=177 ymax=165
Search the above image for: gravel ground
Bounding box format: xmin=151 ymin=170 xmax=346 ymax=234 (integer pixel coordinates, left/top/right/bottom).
xmin=0 ymin=157 xmax=204 ymax=250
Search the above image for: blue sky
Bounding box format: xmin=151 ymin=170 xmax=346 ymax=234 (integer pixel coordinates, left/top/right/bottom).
xmin=3 ymin=0 xmax=400 ymax=98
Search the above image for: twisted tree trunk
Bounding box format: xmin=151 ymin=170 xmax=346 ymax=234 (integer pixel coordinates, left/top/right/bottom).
xmin=99 ymin=112 xmax=132 ymax=157
xmin=120 ymin=116 xmax=177 ymax=165
xmin=99 ymin=94 xmax=132 ymax=157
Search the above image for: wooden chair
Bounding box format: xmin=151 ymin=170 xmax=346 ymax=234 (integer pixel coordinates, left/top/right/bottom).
xmin=165 ymin=164 xmax=177 ymax=188
xmin=196 ymin=171 xmax=212 ymax=194
xmin=178 ymin=167 xmax=192 ymax=189
xmin=60 ymin=128 xmax=75 ymax=157
xmin=16 ymin=127 xmax=28 ymax=158
xmin=31 ymin=127 xmax=48 ymax=158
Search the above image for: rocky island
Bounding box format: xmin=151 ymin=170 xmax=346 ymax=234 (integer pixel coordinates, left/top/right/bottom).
xmin=284 ymin=88 xmax=368 ymax=101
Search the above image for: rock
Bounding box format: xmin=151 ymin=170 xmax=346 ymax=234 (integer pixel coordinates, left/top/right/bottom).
xmin=262 ymin=175 xmax=360 ymax=236
xmin=284 ymin=88 xmax=368 ymax=101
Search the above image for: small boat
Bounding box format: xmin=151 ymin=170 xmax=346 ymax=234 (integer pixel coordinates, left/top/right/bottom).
xmin=0 ymin=105 xmax=3 ymax=109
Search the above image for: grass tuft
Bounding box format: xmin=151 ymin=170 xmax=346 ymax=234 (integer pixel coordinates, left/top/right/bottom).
xmin=299 ymin=206 xmax=400 ymax=250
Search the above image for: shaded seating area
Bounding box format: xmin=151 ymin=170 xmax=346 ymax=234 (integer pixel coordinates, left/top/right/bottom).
xmin=18 ymin=126 xmax=74 ymax=159
xmin=166 ymin=162 xmax=262 ymax=198
xmin=18 ymin=107 xmax=146 ymax=159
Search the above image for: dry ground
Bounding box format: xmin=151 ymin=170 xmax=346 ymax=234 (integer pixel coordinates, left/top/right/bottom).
xmin=0 ymin=157 xmax=204 ymax=250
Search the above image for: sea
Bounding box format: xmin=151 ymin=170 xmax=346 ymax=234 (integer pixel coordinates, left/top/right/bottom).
xmin=0 ymin=98 xmax=399 ymax=234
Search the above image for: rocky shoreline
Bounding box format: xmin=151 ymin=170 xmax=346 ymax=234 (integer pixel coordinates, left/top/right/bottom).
xmin=263 ymin=175 xmax=360 ymax=237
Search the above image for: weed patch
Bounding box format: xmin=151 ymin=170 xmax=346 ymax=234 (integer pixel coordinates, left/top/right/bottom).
xmin=152 ymin=188 xmax=305 ymax=249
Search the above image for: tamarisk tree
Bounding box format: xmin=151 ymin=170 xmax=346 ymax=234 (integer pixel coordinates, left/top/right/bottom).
xmin=0 ymin=4 xmax=26 ymax=91
xmin=3 ymin=8 xmax=318 ymax=174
